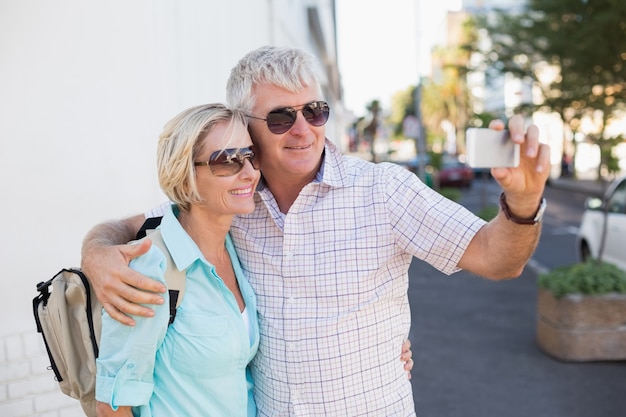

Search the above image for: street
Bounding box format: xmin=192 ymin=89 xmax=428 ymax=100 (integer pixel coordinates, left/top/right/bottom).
xmin=408 ymin=179 xmax=626 ymax=417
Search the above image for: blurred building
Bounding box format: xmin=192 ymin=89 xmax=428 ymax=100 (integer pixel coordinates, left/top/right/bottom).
xmin=0 ymin=1 xmax=342 ymax=416
xmin=462 ymin=0 xmax=523 ymax=14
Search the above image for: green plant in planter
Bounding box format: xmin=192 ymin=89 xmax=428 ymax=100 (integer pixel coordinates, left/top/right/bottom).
xmin=537 ymin=260 xmax=626 ymax=298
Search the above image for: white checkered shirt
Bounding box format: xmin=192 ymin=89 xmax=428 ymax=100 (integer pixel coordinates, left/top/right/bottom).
xmin=148 ymin=140 xmax=485 ymax=416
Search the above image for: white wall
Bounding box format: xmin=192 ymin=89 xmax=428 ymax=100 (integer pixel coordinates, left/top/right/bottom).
xmin=0 ymin=1 xmax=339 ymax=415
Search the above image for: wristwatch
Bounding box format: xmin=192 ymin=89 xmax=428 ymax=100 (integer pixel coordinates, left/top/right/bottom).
xmin=499 ymin=192 xmax=546 ymax=225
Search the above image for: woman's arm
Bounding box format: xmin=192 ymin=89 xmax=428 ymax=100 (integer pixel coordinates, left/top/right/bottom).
xmin=95 ymin=248 xmax=169 ymax=413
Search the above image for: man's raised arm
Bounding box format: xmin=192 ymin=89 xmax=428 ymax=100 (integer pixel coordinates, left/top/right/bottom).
xmin=458 ymin=115 xmax=550 ymax=279
xmin=81 ymin=215 xmax=166 ymax=326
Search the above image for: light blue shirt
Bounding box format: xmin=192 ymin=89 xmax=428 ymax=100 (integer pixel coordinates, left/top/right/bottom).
xmin=96 ymin=205 xmax=259 ymax=417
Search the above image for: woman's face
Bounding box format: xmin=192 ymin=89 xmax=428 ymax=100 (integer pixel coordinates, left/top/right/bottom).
xmin=193 ymin=121 xmax=260 ymax=217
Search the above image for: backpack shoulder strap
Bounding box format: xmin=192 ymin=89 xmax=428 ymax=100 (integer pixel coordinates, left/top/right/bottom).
xmin=136 ymin=216 xmax=163 ymax=240
xmin=144 ymin=229 xmax=186 ymax=324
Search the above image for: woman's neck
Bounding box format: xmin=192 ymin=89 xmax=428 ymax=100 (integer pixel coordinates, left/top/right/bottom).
xmin=177 ymin=207 xmax=231 ymax=262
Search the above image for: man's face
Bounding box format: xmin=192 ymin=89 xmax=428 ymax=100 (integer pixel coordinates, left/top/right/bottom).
xmin=247 ymin=83 xmax=326 ymax=185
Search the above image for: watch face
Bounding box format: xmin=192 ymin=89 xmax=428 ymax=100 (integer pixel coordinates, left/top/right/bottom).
xmin=534 ymin=199 xmax=547 ymax=223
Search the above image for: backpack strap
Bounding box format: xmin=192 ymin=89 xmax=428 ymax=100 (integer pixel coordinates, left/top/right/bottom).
xmin=136 ymin=216 xmax=163 ymax=240
xmin=144 ymin=229 xmax=186 ymax=324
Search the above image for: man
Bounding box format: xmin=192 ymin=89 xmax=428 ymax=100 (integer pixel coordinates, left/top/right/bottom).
xmin=82 ymin=46 xmax=550 ymax=416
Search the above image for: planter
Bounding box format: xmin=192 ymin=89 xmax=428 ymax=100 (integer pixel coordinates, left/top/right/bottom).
xmin=536 ymin=288 xmax=626 ymax=361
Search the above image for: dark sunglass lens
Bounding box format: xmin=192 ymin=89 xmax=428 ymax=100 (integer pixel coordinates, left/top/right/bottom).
xmin=266 ymin=109 xmax=297 ymax=134
xmin=244 ymin=152 xmax=260 ymax=170
xmin=208 ymin=148 xmax=259 ymax=176
xmin=209 ymin=152 xmax=241 ymax=177
xmin=302 ymin=102 xmax=330 ymax=126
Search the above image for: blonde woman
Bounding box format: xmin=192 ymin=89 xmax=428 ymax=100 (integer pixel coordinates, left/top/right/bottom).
xmin=95 ymin=104 xmax=260 ymax=417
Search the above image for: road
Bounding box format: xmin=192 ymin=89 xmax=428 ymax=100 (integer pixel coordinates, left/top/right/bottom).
xmin=463 ymin=177 xmax=589 ymax=272
xmin=407 ymin=179 xmax=626 ymax=417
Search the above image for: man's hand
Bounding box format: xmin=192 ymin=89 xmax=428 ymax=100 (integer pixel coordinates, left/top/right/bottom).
xmin=81 ymin=216 xmax=166 ymax=326
xmin=489 ymin=115 xmax=551 ymax=216
xmin=459 ymin=115 xmax=551 ymax=279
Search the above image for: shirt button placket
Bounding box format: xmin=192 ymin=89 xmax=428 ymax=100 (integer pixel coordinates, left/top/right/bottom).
xmin=283 ymin=216 xmax=306 ymax=413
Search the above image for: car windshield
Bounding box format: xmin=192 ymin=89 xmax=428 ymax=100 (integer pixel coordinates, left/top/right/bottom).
xmin=607 ymin=180 xmax=626 ymax=214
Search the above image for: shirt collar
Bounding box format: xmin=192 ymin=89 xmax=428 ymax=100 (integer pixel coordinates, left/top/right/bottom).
xmin=318 ymin=138 xmax=349 ymax=188
xmin=158 ymin=204 xmax=204 ymax=271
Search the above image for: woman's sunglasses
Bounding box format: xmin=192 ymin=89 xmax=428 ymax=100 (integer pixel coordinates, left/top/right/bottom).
xmin=248 ymin=101 xmax=330 ymax=134
xmin=194 ymin=147 xmax=260 ymax=177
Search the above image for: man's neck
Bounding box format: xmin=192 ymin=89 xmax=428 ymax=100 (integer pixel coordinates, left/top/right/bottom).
xmin=262 ymin=149 xmax=325 ymax=213
xmin=263 ymin=176 xmax=310 ymax=214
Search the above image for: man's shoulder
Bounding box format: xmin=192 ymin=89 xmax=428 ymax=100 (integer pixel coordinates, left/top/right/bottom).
xmin=145 ymin=201 xmax=171 ymax=218
xmin=340 ymin=155 xmax=416 ymax=182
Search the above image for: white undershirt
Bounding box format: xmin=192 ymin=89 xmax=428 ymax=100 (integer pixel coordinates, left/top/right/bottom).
xmin=241 ymin=306 xmax=252 ymax=345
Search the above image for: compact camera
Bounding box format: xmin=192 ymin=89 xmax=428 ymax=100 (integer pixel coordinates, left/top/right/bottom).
xmin=466 ymin=128 xmax=520 ymax=168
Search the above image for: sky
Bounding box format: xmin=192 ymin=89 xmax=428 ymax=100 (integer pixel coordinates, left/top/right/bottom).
xmin=336 ymin=0 xmax=463 ymax=116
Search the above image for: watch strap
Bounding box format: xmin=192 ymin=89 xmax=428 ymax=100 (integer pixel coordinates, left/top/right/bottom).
xmin=499 ymin=192 xmax=545 ymax=225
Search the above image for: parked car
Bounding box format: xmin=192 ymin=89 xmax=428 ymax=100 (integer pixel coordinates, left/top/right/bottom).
xmin=438 ymin=159 xmax=474 ymax=188
xmin=576 ymin=175 xmax=626 ymax=271
xmin=392 ymin=155 xmax=473 ymax=188
xmin=392 ymin=154 xmax=430 ymax=174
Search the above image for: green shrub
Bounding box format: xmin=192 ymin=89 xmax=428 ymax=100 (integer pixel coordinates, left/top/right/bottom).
xmin=477 ymin=205 xmax=499 ymax=221
xmin=439 ymin=187 xmax=461 ymax=202
xmin=538 ymin=260 xmax=626 ymax=298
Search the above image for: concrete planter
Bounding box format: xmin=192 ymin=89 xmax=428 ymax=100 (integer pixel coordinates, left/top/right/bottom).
xmin=536 ymin=288 xmax=626 ymax=361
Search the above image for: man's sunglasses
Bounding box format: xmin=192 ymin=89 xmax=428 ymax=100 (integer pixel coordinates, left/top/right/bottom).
xmin=194 ymin=147 xmax=260 ymax=177
xmin=248 ymin=101 xmax=330 ymax=134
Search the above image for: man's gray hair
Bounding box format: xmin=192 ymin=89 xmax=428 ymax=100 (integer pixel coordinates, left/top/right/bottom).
xmin=226 ymin=46 xmax=321 ymax=112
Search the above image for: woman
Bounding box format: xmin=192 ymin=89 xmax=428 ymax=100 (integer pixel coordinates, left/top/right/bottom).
xmin=95 ymin=103 xmax=260 ymax=417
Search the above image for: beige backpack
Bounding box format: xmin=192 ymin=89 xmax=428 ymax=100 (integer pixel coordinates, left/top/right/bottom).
xmin=32 ymin=229 xmax=185 ymax=417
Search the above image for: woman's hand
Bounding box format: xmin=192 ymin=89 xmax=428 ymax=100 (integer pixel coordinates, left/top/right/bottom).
xmin=96 ymin=401 xmax=133 ymax=417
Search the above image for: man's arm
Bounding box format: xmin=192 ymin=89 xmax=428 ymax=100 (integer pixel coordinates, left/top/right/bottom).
xmin=458 ymin=115 xmax=550 ymax=279
xmin=81 ymin=215 xmax=166 ymax=326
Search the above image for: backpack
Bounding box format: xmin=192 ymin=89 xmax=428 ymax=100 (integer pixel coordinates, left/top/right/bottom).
xmin=32 ymin=228 xmax=185 ymax=417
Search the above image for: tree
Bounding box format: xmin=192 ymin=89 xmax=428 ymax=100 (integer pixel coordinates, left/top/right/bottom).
xmin=421 ymin=13 xmax=478 ymax=154
xmin=388 ymin=13 xmax=481 ymax=156
xmin=363 ymin=99 xmax=381 ymax=162
xmin=390 ymin=86 xmax=416 ymax=139
xmin=476 ymin=0 xmax=626 ymax=179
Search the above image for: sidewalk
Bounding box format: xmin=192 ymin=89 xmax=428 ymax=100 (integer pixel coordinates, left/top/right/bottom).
xmin=407 ymin=176 xmax=625 ymax=417
xmin=408 ymin=257 xmax=626 ymax=417
xmin=547 ymin=176 xmax=607 ymax=198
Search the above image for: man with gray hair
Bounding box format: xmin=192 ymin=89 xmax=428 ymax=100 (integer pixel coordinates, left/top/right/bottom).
xmin=82 ymin=46 xmax=550 ymax=416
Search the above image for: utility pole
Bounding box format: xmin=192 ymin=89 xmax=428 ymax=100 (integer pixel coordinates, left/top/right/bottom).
xmin=413 ymin=84 xmax=427 ymax=182
xmin=413 ymin=0 xmax=427 ymax=182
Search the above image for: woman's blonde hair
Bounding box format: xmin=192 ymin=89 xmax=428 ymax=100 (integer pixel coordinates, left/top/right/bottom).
xmin=157 ymin=103 xmax=247 ymax=211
